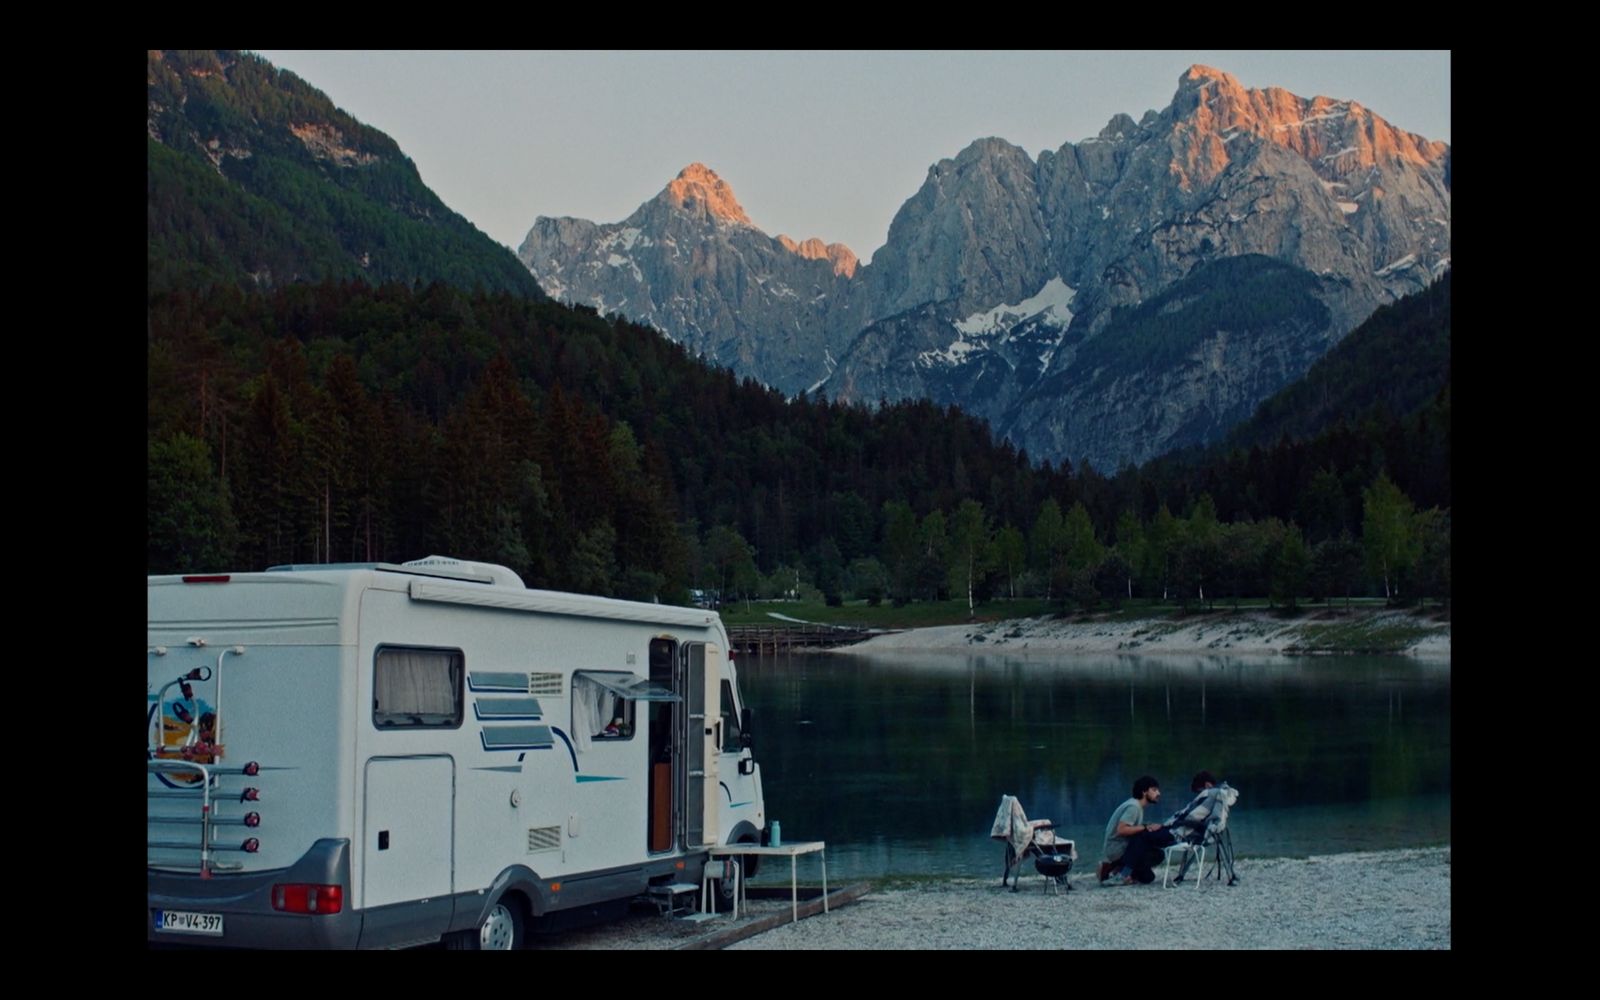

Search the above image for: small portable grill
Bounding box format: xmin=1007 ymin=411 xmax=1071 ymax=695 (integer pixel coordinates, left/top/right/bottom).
xmin=1034 ymin=847 xmax=1074 ymax=879
xmin=1032 ymin=842 xmax=1075 ymax=894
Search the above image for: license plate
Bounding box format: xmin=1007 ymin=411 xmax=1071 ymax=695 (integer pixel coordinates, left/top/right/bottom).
xmin=153 ymin=909 xmax=224 ymax=936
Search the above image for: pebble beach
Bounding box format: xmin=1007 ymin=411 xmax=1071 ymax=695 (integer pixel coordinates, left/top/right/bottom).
xmin=540 ymin=846 xmax=1450 ymax=950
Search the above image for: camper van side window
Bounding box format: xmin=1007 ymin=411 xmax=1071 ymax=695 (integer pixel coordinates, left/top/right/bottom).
xmin=573 ymin=674 xmax=635 ymax=745
xmin=720 ymin=680 xmax=742 ymax=752
xmin=373 ymin=647 xmax=464 ymax=729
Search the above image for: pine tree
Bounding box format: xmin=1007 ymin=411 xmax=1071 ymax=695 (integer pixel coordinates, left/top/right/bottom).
xmin=148 ymin=433 xmax=238 ymax=573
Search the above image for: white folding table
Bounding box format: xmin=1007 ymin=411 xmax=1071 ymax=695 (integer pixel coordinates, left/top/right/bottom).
xmin=705 ymin=841 xmax=828 ymax=923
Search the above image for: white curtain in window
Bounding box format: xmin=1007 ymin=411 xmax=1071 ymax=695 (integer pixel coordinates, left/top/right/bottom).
xmin=572 ymin=675 xmax=612 ymax=752
xmin=376 ymin=650 xmax=458 ymax=720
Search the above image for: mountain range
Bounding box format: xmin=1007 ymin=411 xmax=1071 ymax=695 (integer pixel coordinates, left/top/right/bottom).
xmin=147 ymin=49 xmax=1449 ymax=602
xmin=519 ymin=65 xmax=1449 ymax=470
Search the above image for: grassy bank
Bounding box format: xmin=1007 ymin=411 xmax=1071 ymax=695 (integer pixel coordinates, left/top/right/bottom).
xmin=1282 ymin=609 xmax=1451 ymax=653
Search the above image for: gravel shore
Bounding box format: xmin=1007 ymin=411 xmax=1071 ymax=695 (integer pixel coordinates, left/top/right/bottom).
xmin=539 ymin=847 xmax=1449 ymax=950
xmin=730 ymin=847 xmax=1449 ymax=950
xmin=844 ymin=609 xmax=1450 ymax=658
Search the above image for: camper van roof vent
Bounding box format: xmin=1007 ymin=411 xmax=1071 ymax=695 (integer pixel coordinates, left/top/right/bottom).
xmin=397 ymin=556 xmax=526 ymax=589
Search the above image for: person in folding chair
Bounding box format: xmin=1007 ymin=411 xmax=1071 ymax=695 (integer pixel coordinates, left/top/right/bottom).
xmin=1099 ymin=775 xmax=1177 ymax=886
xmin=1162 ymin=771 xmax=1241 ymax=887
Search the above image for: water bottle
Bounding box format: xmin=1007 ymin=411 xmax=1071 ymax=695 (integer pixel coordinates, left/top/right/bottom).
xmin=770 ymin=820 xmax=781 ymax=847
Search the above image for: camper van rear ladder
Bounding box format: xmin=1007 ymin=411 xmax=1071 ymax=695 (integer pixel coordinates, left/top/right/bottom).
xmin=146 ymin=760 xmax=265 ymax=876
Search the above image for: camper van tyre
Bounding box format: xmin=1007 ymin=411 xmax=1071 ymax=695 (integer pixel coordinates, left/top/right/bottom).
xmin=447 ymin=896 xmax=524 ymax=950
xmin=729 ymin=823 xmax=762 ymax=878
xmin=709 ymin=832 xmax=763 ymax=912
xmin=713 ymin=866 xmax=738 ymax=913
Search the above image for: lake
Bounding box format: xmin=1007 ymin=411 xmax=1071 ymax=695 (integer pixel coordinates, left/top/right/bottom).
xmin=734 ymin=650 xmax=1450 ymax=883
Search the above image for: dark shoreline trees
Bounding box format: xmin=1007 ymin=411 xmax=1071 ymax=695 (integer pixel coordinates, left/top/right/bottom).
xmin=148 ymin=275 xmax=1449 ymax=610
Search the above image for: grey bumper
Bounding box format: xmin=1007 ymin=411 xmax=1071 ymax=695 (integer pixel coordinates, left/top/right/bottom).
xmin=148 ymin=839 xmax=361 ymax=949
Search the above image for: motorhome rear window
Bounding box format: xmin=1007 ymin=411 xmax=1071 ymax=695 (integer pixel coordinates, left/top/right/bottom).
xmin=373 ymin=647 xmax=464 ymax=729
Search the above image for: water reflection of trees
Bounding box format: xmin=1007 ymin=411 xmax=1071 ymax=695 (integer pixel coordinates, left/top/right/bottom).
xmin=738 ymin=652 xmax=1449 ymax=843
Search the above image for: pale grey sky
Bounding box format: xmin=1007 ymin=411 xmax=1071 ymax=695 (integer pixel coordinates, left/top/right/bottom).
xmin=257 ymin=50 xmax=1450 ymax=265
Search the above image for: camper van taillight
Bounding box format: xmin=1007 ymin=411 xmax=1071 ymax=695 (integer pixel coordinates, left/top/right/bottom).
xmin=183 ymin=575 xmax=230 ymax=583
xmin=271 ymin=884 xmax=344 ymax=915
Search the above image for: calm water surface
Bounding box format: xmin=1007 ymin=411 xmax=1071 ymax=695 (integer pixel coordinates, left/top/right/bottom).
xmin=735 ymin=650 xmax=1449 ymax=883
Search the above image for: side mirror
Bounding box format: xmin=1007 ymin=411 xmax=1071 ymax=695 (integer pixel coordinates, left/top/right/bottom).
xmin=740 ymin=707 xmax=754 ymax=749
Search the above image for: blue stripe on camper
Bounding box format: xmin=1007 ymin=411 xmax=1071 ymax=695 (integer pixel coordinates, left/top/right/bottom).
xmin=473 ymin=696 xmax=543 ymax=720
xmin=479 ymin=724 xmax=553 ymax=751
xmin=552 ymin=727 xmax=578 ymax=772
xmin=729 ymin=801 xmax=752 ymax=808
xmin=468 ymin=672 xmax=529 ymax=693
xmin=575 ymin=775 xmax=625 ymax=783
xmin=474 ymin=765 xmax=524 ymax=773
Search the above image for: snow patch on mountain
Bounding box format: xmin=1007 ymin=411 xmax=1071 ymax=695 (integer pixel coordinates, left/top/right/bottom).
xmin=1375 ymin=253 xmax=1417 ymax=277
xmin=954 ymin=276 xmax=1076 ymax=336
xmin=918 ymin=277 xmax=1077 ymax=370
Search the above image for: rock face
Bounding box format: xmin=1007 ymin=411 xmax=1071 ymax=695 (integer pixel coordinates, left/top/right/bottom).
xmin=518 ymin=164 xmax=865 ymax=394
xmin=776 ymin=235 xmax=858 ymax=278
xmin=863 ymin=137 xmax=1053 ymax=320
xmin=519 ymin=66 xmax=1449 ymax=468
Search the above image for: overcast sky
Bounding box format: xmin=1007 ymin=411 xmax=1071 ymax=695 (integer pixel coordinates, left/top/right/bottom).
xmin=256 ymin=50 xmax=1450 ymax=265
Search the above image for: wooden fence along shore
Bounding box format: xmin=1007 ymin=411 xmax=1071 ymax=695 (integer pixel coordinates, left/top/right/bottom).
xmin=724 ymin=623 xmax=879 ymax=655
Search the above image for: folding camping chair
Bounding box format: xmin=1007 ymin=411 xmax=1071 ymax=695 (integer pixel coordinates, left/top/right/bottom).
xmin=1162 ymin=782 xmax=1240 ymax=887
xmin=990 ymin=794 xmax=1078 ymax=894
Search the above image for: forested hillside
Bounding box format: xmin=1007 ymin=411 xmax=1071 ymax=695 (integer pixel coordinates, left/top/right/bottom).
xmin=1064 ymin=255 xmax=1330 ymax=399
xmin=148 ymin=275 xmax=1450 ymax=609
xmin=147 ymin=50 xmax=544 ymax=297
xmin=1223 ymin=271 xmax=1451 ymax=452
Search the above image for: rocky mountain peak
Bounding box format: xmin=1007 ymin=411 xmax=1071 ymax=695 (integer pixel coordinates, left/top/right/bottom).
xmin=871 ymin=135 xmax=1048 ymax=318
xmin=1179 ymin=63 xmax=1246 ymax=93
xmin=1095 ymin=112 xmax=1143 ymax=143
xmin=1166 ymin=65 xmax=1447 ymax=179
xmin=777 ymin=234 xmax=859 ymax=278
xmin=519 ymin=161 xmax=864 ymax=396
xmin=656 ymin=162 xmax=754 ymax=227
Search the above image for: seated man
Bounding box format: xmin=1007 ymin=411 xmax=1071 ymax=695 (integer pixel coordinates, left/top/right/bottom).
xmin=1099 ymin=774 xmax=1176 ymax=885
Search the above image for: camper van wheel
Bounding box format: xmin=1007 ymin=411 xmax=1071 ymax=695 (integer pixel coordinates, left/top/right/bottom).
xmin=707 ymin=855 xmax=747 ymax=913
xmin=738 ymin=836 xmax=761 ymax=879
xmin=448 ymin=898 xmax=524 ymax=950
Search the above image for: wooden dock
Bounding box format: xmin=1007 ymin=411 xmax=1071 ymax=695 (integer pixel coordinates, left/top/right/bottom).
xmin=725 ymin=623 xmax=877 ymax=655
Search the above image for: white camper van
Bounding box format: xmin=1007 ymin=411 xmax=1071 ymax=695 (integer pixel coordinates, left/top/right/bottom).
xmin=147 ymin=557 xmax=766 ymax=949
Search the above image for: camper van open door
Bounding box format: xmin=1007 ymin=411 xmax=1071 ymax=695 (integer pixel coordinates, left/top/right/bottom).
xmin=683 ymin=642 xmax=720 ymax=847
